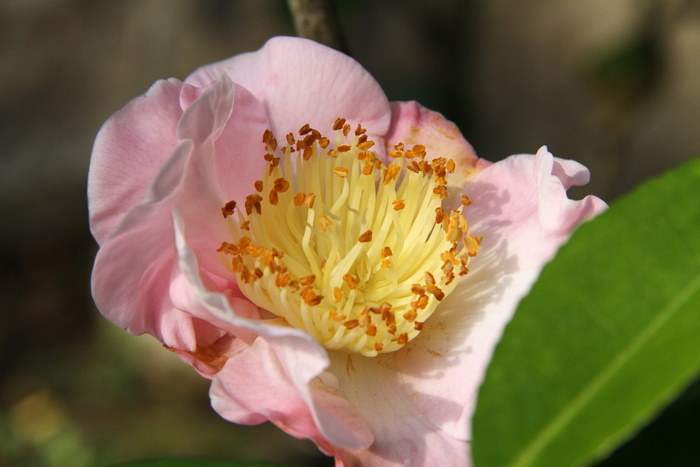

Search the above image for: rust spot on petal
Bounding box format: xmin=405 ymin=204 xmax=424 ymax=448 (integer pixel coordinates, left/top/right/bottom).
xmin=169 ymin=334 xmax=237 ymax=376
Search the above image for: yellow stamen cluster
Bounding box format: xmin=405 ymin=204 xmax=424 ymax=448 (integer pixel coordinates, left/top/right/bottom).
xmin=217 ymin=118 xmax=481 ymax=357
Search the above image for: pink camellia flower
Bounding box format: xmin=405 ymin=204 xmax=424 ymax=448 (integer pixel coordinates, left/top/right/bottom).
xmin=88 ymin=36 xmax=606 ymax=466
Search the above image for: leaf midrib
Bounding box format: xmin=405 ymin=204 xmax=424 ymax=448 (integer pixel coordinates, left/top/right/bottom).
xmin=509 ymin=273 xmax=700 ymax=467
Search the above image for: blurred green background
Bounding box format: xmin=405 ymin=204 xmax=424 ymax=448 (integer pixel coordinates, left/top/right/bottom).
xmin=1 ymin=1 xmax=699 ymax=466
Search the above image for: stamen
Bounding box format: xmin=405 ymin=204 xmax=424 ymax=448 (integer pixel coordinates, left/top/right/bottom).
xmin=217 ymin=119 xmax=480 ymax=356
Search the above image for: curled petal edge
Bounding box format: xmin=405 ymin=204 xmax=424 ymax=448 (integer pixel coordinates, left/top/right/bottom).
xmin=88 ymin=78 xmax=184 ymax=244
xmin=185 ymin=36 xmax=392 ymax=139
xmin=172 ymin=210 xmax=374 ymax=451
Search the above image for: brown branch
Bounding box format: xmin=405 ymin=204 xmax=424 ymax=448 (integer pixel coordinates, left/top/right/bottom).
xmin=286 ymin=0 xmax=349 ymax=54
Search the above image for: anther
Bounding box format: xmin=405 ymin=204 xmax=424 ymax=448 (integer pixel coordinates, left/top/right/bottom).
xmin=300 ymin=274 xmax=316 ymax=286
xmin=304 ymin=193 xmax=316 ymax=208
xmin=272 ymin=178 xmax=288 ymax=193
xmin=221 ymin=200 xmax=236 ymax=218
xmin=333 ymin=118 xmax=346 ymax=131
xmin=318 ymin=216 xmax=332 ymax=231
xmin=334 ymin=167 xmax=349 ymax=178
xmin=343 ymin=273 xmax=358 ymax=289
xmin=358 ymin=230 xmax=373 ymax=243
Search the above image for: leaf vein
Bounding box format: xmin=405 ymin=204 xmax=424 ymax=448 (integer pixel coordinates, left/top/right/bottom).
xmin=511 ymin=273 xmax=700 ymax=467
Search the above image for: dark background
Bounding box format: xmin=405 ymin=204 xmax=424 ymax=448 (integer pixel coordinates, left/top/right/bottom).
xmin=1 ymin=1 xmax=698 ymax=466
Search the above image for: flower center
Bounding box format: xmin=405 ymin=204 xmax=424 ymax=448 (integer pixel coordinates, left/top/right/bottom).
xmin=217 ymin=118 xmax=480 ymax=357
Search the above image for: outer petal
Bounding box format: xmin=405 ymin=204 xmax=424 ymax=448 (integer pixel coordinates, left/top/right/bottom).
xmin=210 ymin=342 xmax=373 ymax=455
xmin=390 ymin=146 xmax=606 ymax=442
xmin=328 ymin=353 xmax=469 ymax=467
xmin=171 ymin=213 xmax=374 ymax=452
xmin=88 ymin=78 xmax=184 ymax=243
xmin=185 ymin=36 xmax=392 ymax=137
xmin=91 ymin=139 xmax=225 ymax=351
xmin=91 ymin=76 xmax=263 ymax=352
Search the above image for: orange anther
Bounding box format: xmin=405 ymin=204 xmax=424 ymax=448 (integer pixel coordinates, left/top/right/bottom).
xmin=333 ymin=167 xmax=349 ymax=178
xmin=221 ymin=200 xmax=236 ymax=218
xmin=294 ymin=192 xmax=306 ymax=206
xmin=426 ymin=284 xmax=445 ymax=301
xmin=269 ymin=189 xmax=278 ymax=206
xmin=304 ymin=193 xmax=316 ymax=209
xmin=333 ymin=118 xmax=346 ymax=131
xmin=343 ymin=273 xmax=357 ymax=289
xmin=300 ymin=274 xmax=316 ymax=286
xmin=358 ymin=230 xmax=373 ymax=243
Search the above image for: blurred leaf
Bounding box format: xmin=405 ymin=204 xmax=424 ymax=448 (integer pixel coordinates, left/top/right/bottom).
xmin=472 ymin=158 xmax=700 ymax=467
xmin=115 ymin=459 xmax=294 ymax=467
xmin=585 ymin=34 xmax=660 ymax=106
xmin=584 ymin=4 xmax=664 ymax=110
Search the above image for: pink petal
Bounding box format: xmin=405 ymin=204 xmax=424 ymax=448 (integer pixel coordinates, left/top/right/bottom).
xmin=535 ymin=147 xmax=603 ymax=232
xmin=209 ymin=84 xmax=270 ymax=203
xmin=384 ymin=101 xmax=482 ymax=187
xmin=210 ymin=341 xmax=373 ymax=455
xmin=175 ymin=73 xmax=235 ymax=145
xmin=88 ymin=78 xmax=184 ymax=244
xmin=328 ymin=353 xmax=469 ymax=467
xmin=177 ymin=73 xmax=270 ymax=205
xmin=185 ymin=36 xmax=392 ymax=137
xmin=91 ymin=139 xmax=222 ymax=351
xmin=92 ymin=76 xmax=255 ymax=352
xmin=172 ymin=214 xmax=373 ymax=452
xmin=392 ymin=147 xmax=606 ymax=441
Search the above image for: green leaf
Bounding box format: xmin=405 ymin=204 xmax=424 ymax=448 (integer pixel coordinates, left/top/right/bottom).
xmin=472 ymin=158 xmax=700 ymax=467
